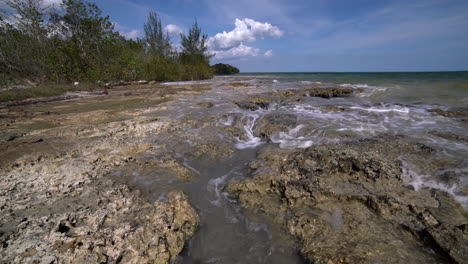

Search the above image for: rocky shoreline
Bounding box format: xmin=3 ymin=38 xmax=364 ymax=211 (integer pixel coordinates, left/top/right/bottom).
xmin=0 ymin=78 xmax=467 ymax=263
xmin=0 ymin=85 xmax=203 ymax=263
xmin=228 ymin=135 xmax=467 ymax=263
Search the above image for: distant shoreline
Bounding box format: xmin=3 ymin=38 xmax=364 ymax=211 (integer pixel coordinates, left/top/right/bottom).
xmin=240 ymin=70 xmax=468 ymax=74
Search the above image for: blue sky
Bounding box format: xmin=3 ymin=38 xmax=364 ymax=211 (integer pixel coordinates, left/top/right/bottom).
xmin=8 ymin=0 xmax=468 ymax=72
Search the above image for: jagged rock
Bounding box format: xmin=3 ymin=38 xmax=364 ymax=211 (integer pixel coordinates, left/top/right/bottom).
xmin=0 ymin=108 xmax=200 ymax=263
xmin=234 ymin=97 xmax=270 ymax=111
xmin=320 ymin=105 xmax=349 ymax=112
xmin=233 ymin=87 xmax=361 ymax=112
xmin=429 ymin=131 xmax=468 ymax=142
xmin=428 ymin=108 xmax=468 ymax=117
xmin=2 ymin=183 xmax=199 ymax=264
xmin=228 ymin=135 xmax=468 ymax=264
xmin=253 ymin=112 xmax=298 ymax=139
xmin=282 ymin=87 xmax=363 ymax=99
xmin=198 ymin=102 xmax=214 ymax=108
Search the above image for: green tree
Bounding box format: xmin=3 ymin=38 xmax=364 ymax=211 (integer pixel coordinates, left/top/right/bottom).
xmin=0 ymin=0 xmax=51 ymax=81
xmin=179 ymin=20 xmax=213 ymax=79
xmin=50 ymin=0 xmax=117 ymax=81
xmin=7 ymin=0 xmax=49 ymax=38
xmin=180 ymin=20 xmax=211 ymax=63
xmin=144 ymin=11 xmax=171 ymax=58
xmin=212 ymin=63 xmax=240 ymax=75
xmin=0 ymin=0 xmax=215 ymax=89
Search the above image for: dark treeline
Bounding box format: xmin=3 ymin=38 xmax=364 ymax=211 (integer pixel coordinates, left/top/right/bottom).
xmin=212 ymin=63 xmax=240 ymax=75
xmin=0 ymin=0 xmax=214 ymax=86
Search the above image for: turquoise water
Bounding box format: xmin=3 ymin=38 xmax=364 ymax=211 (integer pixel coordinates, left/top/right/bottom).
xmin=231 ymin=72 xmax=468 ymax=206
xmin=118 ymin=74 xmax=468 ymax=263
xmin=240 ymin=71 xmax=468 ymax=107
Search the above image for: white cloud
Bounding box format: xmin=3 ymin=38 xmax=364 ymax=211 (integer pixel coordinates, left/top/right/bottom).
xmin=120 ymin=29 xmax=141 ymax=40
xmin=43 ymin=0 xmax=62 ymax=4
xmin=165 ymin=24 xmax=183 ymax=36
xmin=208 ymin=18 xmax=283 ymax=50
xmin=113 ymin=22 xmax=141 ymax=40
xmin=264 ymin=50 xmax=273 ymax=57
xmin=2 ymin=14 xmax=18 ymax=25
xmin=212 ymin=43 xmax=259 ymax=59
xmin=41 ymin=0 xmax=62 ymax=7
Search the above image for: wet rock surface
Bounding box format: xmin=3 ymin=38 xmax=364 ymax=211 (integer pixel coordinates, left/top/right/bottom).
xmin=234 ymin=97 xmax=271 ymax=111
xmin=430 ymin=131 xmax=468 ymax=142
xmin=428 ymin=108 xmax=468 ymax=118
xmin=282 ymin=86 xmax=363 ymax=99
xmin=253 ymin=112 xmax=298 ymax=140
xmin=2 ymin=183 xmax=198 ymax=264
xmin=1 ymin=76 xmax=467 ymax=263
xmin=228 ymin=135 xmax=468 ymax=263
xmin=233 ymin=87 xmax=362 ymax=112
xmin=0 ymin=85 xmax=204 ymax=263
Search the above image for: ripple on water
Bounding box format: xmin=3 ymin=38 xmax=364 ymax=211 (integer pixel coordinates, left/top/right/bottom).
xmin=401 ymin=160 xmax=468 ymax=208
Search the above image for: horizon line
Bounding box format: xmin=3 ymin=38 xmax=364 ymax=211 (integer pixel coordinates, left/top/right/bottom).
xmin=239 ymin=70 xmax=468 ymax=74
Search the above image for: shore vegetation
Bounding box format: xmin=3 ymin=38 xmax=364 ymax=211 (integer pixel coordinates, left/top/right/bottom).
xmin=0 ymin=0 xmax=214 ymax=92
xmin=211 ymin=63 xmax=240 ymax=75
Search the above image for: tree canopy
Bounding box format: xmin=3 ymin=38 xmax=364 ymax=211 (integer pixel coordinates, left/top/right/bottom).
xmin=0 ymin=0 xmax=214 ymax=85
xmin=211 ymin=63 xmax=240 ymax=75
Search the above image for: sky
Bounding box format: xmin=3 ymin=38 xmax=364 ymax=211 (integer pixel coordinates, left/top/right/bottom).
xmin=5 ymin=0 xmax=468 ymax=72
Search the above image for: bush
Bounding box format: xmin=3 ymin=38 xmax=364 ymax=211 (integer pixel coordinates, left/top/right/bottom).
xmin=0 ymin=0 xmax=220 ymax=98
xmin=211 ymin=63 xmax=240 ymax=75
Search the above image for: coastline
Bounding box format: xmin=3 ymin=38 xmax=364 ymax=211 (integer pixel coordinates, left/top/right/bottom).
xmin=0 ymin=75 xmax=467 ymax=263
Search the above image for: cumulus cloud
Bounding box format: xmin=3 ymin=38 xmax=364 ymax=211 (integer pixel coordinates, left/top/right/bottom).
xmin=264 ymin=50 xmax=273 ymax=57
xmin=212 ymin=43 xmax=259 ymax=59
xmin=41 ymin=0 xmax=63 ymax=7
xmin=165 ymin=24 xmax=183 ymax=36
xmin=208 ymin=18 xmax=283 ymax=59
xmin=208 ymin=18 xmax=283 ymax=50
xmin=113 ymin=22 xmax=141 ymax=40
xmin=43 ymin=0 xmax=62 ymax=4
xmin=120 ymin=29 xmax=141 ymax=40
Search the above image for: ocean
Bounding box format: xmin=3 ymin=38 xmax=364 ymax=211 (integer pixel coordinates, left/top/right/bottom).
xmin=240 ymin=71 xmax=468 ymax=107
xmin=230 ymin=72 xmax=468 ymax=204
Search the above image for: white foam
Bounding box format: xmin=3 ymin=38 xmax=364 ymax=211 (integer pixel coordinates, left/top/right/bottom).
xmin=219 ymin=116 xmax=235 ymax=126
xmin=340 ymin=83 xmax=370 ymax=88
xmin=207 ymin=174 xmax=229 ymax=207
xmin=157 ymin=193 xmax=168 ymax=202
xmin=235 ymin=114 xmax=264 ymax=149
xmin=349 ymin=106 xmax=410 ymax=114
xmin=182 ymin=160 xmax=200 ymax=174
xmin=132 ymin=171 xmax=140 ymax=181
xmin=401 ymin=160 xmax=468 ymax=208
xmin=340 ymin=83 xmax=388 ymax=97
xmin=247 ymin=221 xmax=269 ymax=233
xmin=161 ymin=80 xmax=212 ymax=85
xmin=270 ymin=125 xmax=314 ymax=148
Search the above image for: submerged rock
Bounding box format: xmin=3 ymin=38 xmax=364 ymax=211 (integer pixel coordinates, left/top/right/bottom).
xmin=197 ymin=102 xmax=214 ymax=108
xmin=233 ymin=87 xmax=362 ymax=112
xmin=253 ymin=112 xmax=298 ymax=140
xmin=428 ymin=108 xmax=468 ymax=117
xmin=282 ymin=87 xmax=363 ymax=99
xmin=234 ymin=97 xmax=270 ymax=111
xmin=224 ymin=82 xmax=261 ymax=89
xmin=429 ymin=131 xmax=468 ymax=142
xmin=320 ymin=105 xmax=350 ymax=112
xmin=228 ymin=135 xmax=468 ymax=263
